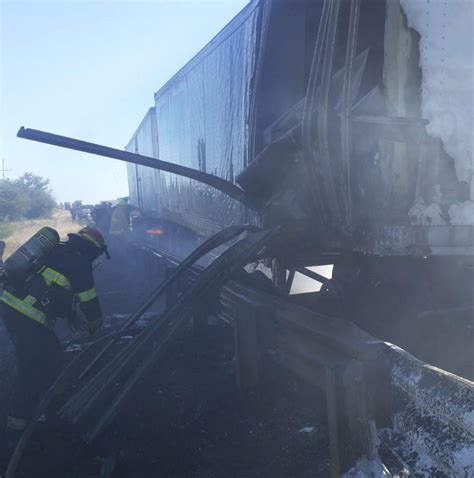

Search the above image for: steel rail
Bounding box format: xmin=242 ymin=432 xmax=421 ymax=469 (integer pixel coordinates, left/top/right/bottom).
xmin=221 ymin=280 xmax=474 ymax=476
xmin=76 ymin=228 xmax=276 ymax=429
xmin=61 ymin=316 xmax=165 ymax=424
xmin=17 ymin=127 xmax=253 ymax=208
xmin=78 ymin=225 xmax=255 ymax=379
xmin=60 ymin=226 xmax=257 ymax=420
xmin=85 ymin=227 xmax=279 ymax=441
xmin=59 ymin=302 xmax=166 ymax=422
xmin=61 ymin=232 xmax=262 ymax=420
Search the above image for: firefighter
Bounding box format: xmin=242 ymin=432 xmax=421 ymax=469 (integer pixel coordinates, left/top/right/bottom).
xmin=108 ymin=198 xmax=139 ymax=258
xmin=0 ymin=226 xmax=108 ymax=449
xmin=109 ymin=198 xmax=138 ymax=236
xmin=91 ymin=202 xmax=112 ymax=236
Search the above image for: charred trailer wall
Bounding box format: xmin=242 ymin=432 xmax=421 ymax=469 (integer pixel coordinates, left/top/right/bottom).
xmin=246 ymin=0 xmax=473 ymax=257
xmin=124 ymin=0 xmax=472 ymax=258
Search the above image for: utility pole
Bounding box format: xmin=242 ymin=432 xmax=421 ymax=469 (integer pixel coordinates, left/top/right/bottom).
xmin=1 ymin=158 xmax=12 ymax=181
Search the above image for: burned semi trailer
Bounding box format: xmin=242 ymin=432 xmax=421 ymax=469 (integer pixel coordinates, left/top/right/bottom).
xmin=126 ymin=0 xmax=473 ymax=377
xmin=10 ymin=1 xmax=473 ymax=475
xmin=125 ymin=1 xmax=259 ymax=238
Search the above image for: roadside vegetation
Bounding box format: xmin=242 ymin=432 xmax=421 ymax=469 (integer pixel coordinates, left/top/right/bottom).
xmin=0 ymin=221 xmax=23 ymax=240
xmin=0 ymin=173 xmax=56 ymax=238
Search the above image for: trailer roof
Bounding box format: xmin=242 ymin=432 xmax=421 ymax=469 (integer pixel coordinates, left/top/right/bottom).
xmin=125 ymin=107 xmax=156 ymax=151
xmin=154 ymin=0 xmax=258 ymax=102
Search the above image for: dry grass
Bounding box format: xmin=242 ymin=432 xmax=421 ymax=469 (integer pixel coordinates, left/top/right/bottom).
xmin=2 ymin=209 xmax=81 ymax=259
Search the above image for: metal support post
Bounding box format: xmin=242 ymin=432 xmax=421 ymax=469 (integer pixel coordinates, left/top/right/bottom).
xmin=342 ymin=360 xmax=375 ymax=465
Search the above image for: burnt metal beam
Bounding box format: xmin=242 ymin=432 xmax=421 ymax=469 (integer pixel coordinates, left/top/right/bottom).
xmin=77 ymin=225 xmax=253 ymax=381
xmin=17 ymin=127 xmax=253 ymax=208
xmin=341 ymin=0 xmax=361 ymax=225
xmin=84 ymin=228 xmax=279 ymax=442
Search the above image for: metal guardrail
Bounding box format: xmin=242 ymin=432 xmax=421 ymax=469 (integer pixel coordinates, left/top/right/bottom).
xmin=221 ymin=281 xmax=387 ymax=477
xmin=136 ymin=246 xmax=474 ymax=477
xmin=222 ymin=281 xmax=474 ymax=477
xmin=383 ymin=344 xmax=474 ymax=477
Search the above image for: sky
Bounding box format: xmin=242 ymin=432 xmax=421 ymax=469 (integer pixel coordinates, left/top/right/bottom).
xmin=0 ymin=0 xmax=249 ymax=204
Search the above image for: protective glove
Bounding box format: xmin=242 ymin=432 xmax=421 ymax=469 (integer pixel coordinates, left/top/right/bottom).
xmin=87 ymin=317 xmax=103 ymax=336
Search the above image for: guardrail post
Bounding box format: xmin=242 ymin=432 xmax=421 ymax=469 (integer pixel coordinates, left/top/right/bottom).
xmin=326 ymin=361 xmax=379 ymax=476
xmin=341 ymin=360 xmax=377 ymax=466
xmin=234 ymin=301 xmax=260 ymax=393
xmin=367 ymin=354 xmax=392 ymax=428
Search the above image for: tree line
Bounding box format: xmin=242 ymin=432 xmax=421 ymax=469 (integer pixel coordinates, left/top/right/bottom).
xmin=0 ymin=173 xmax=56 ymax=221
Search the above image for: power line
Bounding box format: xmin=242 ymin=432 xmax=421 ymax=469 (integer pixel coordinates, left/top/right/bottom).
xmin=1 ymin=158 xmax=12 ymax=181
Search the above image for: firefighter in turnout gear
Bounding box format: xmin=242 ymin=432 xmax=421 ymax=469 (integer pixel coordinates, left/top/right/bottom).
xmin=0 ymin=226 xmax=108 ymax=449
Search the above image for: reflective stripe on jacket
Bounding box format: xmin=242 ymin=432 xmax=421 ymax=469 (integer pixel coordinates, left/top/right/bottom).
xmin=40 ymin=267 xmax=72 ymax=290
xmin=1 ymin=240 xmax=102 ymax=326
xmin=77 ymin=287 xmax=97 ymax=303
xmin=0 ymin=290 xmax=46 ymax=325
xmin=40 ymin=241 xmax=102 ymax=324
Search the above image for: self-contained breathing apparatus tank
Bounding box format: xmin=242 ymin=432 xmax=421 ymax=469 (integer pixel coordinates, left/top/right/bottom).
xmin=1 ymin=227 xmax=60 ymax=286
